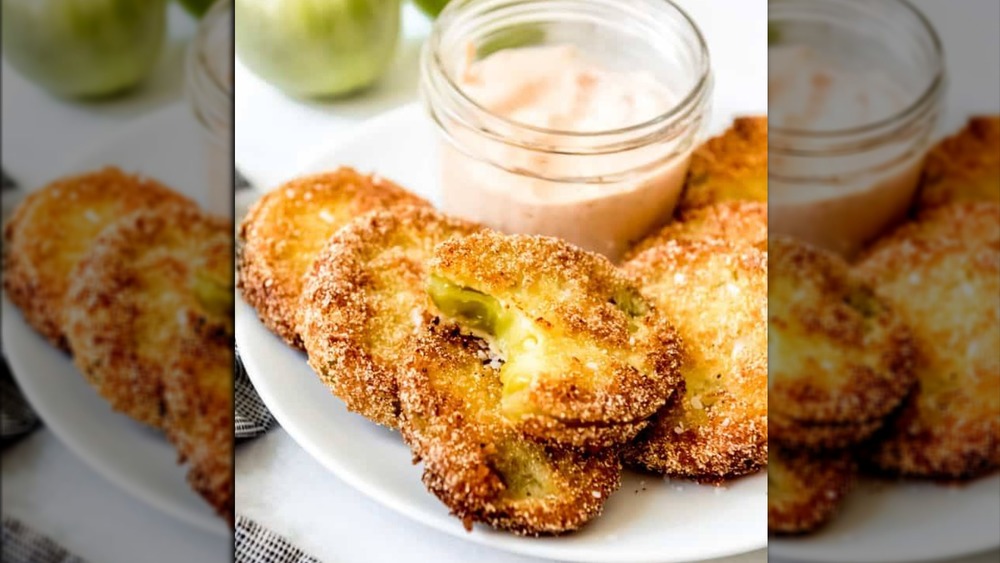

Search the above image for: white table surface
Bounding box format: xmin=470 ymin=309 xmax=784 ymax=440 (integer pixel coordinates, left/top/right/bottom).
xmin=1 ymin=5 xmax=230 ymax=563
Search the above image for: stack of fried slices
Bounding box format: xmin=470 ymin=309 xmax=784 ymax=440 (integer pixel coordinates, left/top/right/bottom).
xmin=238 ymin=119 xmax=769 ymax=535
xmin=3 ymin=167 xmax=234 ymax=524
xmin=768 ymin=117 xmax=1000 ymax=534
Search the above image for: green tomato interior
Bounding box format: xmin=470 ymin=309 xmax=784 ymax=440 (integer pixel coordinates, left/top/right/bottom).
xmin=193 ymin=268 xmax=234 ymax=321
xmin=428 ymin=274 xmax=551 ymax=418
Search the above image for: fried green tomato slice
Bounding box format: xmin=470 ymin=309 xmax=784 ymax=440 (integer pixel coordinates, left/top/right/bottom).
xmin=768 ymin=444 xmax=855 ymax=535
xmin=768 ymin=236 xmax=915 ymax=450
xmin=622 ymin=239 xmax=767 ymax=480
xmin=165 ymin=332 xmax=234 ymax=526
xmin=625 ymin=201 xmax=767 ymax=261
xmin=428 ymin=232 xmax=683 ymax=450
xmin=298 ymin=206 xmax=481 ymax=428
xmin=398 ymin=325 xmax=621 ymax=535
xmin=856 ymin=203 xmax=1000 ymax=479
xmin=3 ymin=167 xmax=196 ymax=350
xmin=238 ymin=168 xmax=430 ymax=348
xmin=917 ymin=116 xmax=999 ymax=211
xmin=63 ymin=203 xmax=232 ymax=429
xmin=676 ymin=117 xmax=767 ymax=214
xmin=902 ymin=201 xmax=1000 ymax=248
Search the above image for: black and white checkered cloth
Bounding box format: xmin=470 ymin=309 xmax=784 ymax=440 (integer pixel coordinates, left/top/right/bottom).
xmin=2 ymin=169 xmax=17 ymax=190
xmin=1 ymin=357 xmax=39 ymax=439
xmin=236 ymin=516 xmax=322 ymax=563
xmin=2 ymin=517 xmax=87 ymax=563
xmin=1 ymin=174 xmax=36 ymax=441
xmin=234 ymin=170 xmax=278 ymax=442
xmin=235 ymin=349 xmax=277 ymax=440
xmin=234 ymin=171 xmax=326 ymax=561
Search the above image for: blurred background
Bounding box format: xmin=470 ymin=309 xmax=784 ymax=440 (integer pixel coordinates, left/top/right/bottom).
xmin=767 ymin=1 xmax=999 ymax=562
xmin=2 ymin=1 xmax=232 ymax=561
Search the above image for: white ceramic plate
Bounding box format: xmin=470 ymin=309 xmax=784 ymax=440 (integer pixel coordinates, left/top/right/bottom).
xmin=236 ymin=103 xmax=768 ymax=563
xmin=1 ymin=102 xmax=229 ymax=537
xmin=770 ymin=476 xmax=1000 ymax=563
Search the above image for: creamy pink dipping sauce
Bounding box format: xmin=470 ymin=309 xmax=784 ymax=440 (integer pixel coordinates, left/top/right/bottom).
xmin=440 ymin=44 xmax=692 ymax=262
xmin=769 ymin=45 xmax=927 ymax=259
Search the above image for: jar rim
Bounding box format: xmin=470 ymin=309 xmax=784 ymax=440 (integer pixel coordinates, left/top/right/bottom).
xmin=425 ymin=0 xmax=712 ymax=140
xmin=768 ymin=0 xmax=944 ymax=139
xmin=193 ymin=0 xmax=232 ymax=99
xmin=186 ymin=0 xmax=232 ymax=136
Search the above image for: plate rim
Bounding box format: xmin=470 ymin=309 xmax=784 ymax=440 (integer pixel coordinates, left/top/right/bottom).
xmin=235 ymin=101 xmax=768 ymax=563
xmin=769 ymin=544 xmax=1000 ymax=563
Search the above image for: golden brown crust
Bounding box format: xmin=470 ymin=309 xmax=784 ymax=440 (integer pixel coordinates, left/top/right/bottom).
xmin=917 ymin=116 xmax=1000 ymax=211
xmin=298 ymin=206 xmax=481 ymax=428
xmin=622 ymin=239 xmax=767 ymax=480
xmin=768 ymin=236 xmax=915 ymax=449
xmin=769 ymin=410 xmax=884 ymax=452
xmin=768 ymin=444 xmax=855 ymax=535
xmin=237 ymin=168 xmax=430 ymax=348
xmin=677 ymin=117 xmax=768 ymax=214
xmin=63 ymin=203 xmax=232 ymax=429
xmin=429 ymin=232 xmax=684 ymax=450
xmin=165 ymin=334 xmax=234 ymax=526
xmin=398 ymin=325 xmax=621 ymax=535
xmin=857 ymin=203 xmax=1000 ymax=479
xmin=625 ymin=201 xmax=767 ymax=262
xmin=2 ymin=167 xmax=196 ymax=350
xmin=890 ymin=202 xmax=999 ymax=250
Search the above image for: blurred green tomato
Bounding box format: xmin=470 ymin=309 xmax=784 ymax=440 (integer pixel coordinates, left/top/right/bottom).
xmin=177 ymin=0 xmax=216 ymax=17
xmin=412 ymin=0 xmax=448 ymax=18
xmin=235 ymin=0 xmax=401 ymax=98
xmin=1 ymin=0 xmax=167 ymax=98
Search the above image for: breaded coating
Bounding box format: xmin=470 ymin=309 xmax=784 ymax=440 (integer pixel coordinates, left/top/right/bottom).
xmin=237 ymin=168 xmax=430 ymax=348
xmin=625 ymin=201 xmax=767 ymax=261
xmin=3 ymin=167 xmax=196 ymax=350
xmin=770 ymin=411 xmax=883 ymax=453
xmin=428 ymin=232 xmax=683 ymax=450
xmin=676 ymin=117 xmax=767 ymax=213
xmin=165 ymin=334 xmax=234 ymax=526
xmin=768 ymin=444 xmax=855 ymax=535
xmin=856 ymin=203 xmax=1000 ymax=479
xmin=398 ymin=325 xmax=621 ymax=535
xmin=298 ymin=207 xmax=481 ymax=428
xmin=917 ymin=116 xmax=1000 ymax=210
xmin=622 ymin=239 xmax=767 ymax=481
xmin=63 ymin=204 xmax=232 ymax=429
xmin=902 ymin=201 xmax=1000 ymax=249
xmin=768 ymin=236 xmax=915 ymax=450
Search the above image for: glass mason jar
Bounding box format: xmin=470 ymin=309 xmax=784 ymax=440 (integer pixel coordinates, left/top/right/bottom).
xmin=420 ymin=0 xmax=712 ymax=262
xmin=185 ymin=0 xmax=233 ymax=218
xmin=768 ymin=0 xmax=944 ymax=259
